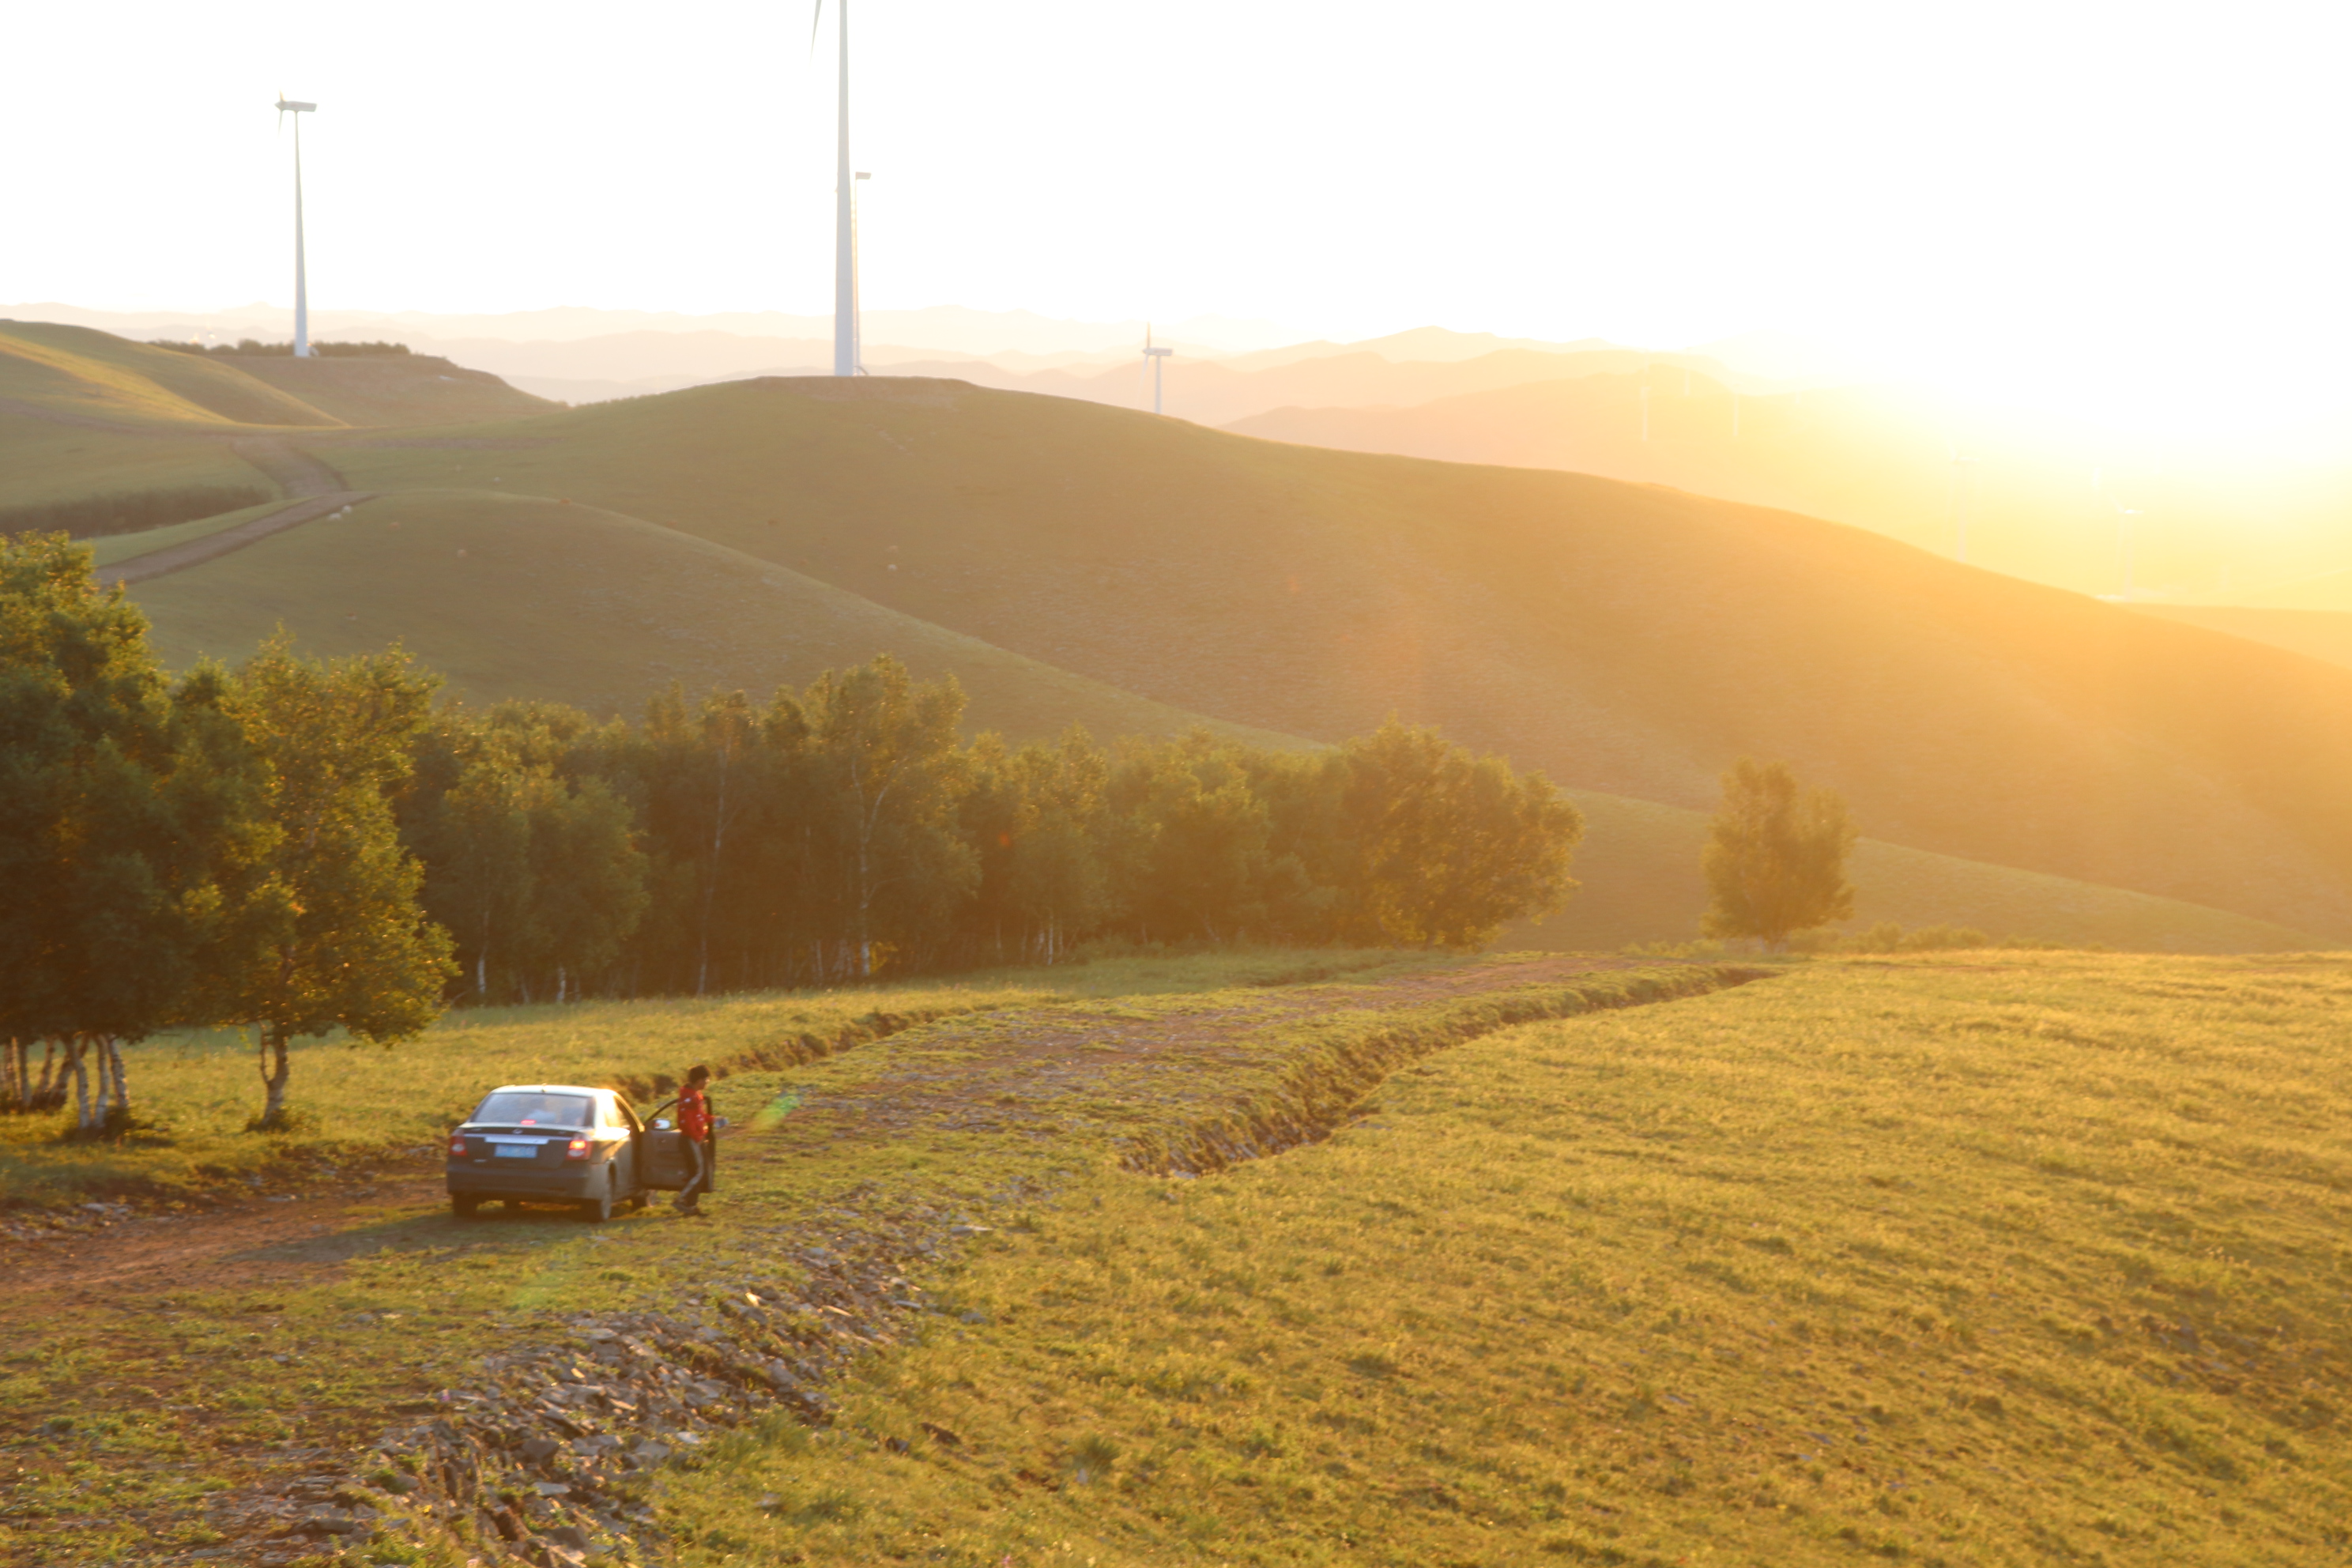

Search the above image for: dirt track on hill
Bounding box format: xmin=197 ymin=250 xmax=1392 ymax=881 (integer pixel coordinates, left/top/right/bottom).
xmin=2 ymin=390 xmax=368 ymax=584
xmin=98 ymin=488 xmax=378 ymax=586
xmin=0 ymin=956 xmax=1680 ymax=1317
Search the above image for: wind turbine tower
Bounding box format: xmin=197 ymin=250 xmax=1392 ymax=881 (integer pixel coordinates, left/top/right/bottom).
xmin=1140 ymin=325 xmax=1172 ymax=415
xmin=275 ymin=96 xmax=318 ymax=358
xmin=813 ymin=2 xmax=863 ymax=375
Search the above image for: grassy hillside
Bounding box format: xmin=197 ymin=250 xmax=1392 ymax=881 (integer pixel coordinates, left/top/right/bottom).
xmin=2138 ymin=604 xmax=2352 ymax=665
xmin=1538 ymin=790 xmax=2314 ymax=955
xmin=0 ymin=321 xmax=552 ymax=438
xmin=0 ymin=319 xmax=338 ymax=428
xmin=228 ymin=351 xmax=557 ymax=427
xmin=307 ymin=379 xmax=2352 ymax=940
xmin=122 ymin=489 xmax=1306 ymax=748
xmin=0 ymin=416 xmax=272 ymax=510
xmin=662 ymin=952 xmax=2352 ymax=1566
xmin=82 ymin=498 xmax=291 ymax=566
xmin=105 ymin=488 xmax=2311 ymax=953
xmin=1225 ymin=373 xmax=2352 ymax=609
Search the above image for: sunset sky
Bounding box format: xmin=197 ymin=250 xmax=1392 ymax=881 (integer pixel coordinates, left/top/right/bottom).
xmin=9 ymin=0 xmax=2351 ymax=436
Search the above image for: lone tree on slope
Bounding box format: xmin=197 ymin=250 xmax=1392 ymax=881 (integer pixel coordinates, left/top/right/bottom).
xmin=1701 ymin=757 xmax=1856 ymax=952
xmin=210 ymin=636 xmax=454 ymax=1130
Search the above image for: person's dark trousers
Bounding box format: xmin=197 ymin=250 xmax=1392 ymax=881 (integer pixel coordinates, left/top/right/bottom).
xmin=677 ymin=1137 xmax=715 ymax=1210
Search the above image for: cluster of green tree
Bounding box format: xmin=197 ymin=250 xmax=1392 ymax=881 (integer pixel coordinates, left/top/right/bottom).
xmin=402 ymin=667 xmax=1586 ymax=1002
xmin=2 ymin=533 xmax=1585 ymax=1133
xmin=1 ymin=534 xmax=450 ymax=1134
xmin=0 ymin=485 xmax=273 ymax=541
xmin=149 ymin=338 xmax=414 ymax=357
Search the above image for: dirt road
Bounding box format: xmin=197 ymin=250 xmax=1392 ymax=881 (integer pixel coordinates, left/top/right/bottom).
xmin=0 ymin=955 xmax=1752 ymax=1566
xmin=0 ymin=955 xmax=1690 ymax=1310
xmin=97 ymin=488 xmax=377 ymax=586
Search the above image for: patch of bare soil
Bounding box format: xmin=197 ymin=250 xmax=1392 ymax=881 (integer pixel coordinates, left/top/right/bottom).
xmin=0 ymin=1173 xmax=444 ymax=1310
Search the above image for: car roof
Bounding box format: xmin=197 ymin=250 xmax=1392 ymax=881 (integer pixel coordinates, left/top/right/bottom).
xmin=482 ymin=1084 xmax=609 ymax=1099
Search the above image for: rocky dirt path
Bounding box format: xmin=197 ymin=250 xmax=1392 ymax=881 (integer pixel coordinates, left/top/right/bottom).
xmin=0 ymin=955 xmax=1748 ymax=1566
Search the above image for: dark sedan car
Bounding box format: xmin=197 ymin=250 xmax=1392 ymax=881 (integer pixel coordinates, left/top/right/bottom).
xmin=445 ymin=1084 xmax=694 ymax=1220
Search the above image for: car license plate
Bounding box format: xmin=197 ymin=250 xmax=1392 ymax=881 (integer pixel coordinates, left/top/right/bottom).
xmin=494 ymin=1144 xmax=538 ymax=1159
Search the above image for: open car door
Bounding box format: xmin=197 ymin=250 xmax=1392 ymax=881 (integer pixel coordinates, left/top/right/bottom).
xmin=638 ymin=1099 xmax=702 ymax=1191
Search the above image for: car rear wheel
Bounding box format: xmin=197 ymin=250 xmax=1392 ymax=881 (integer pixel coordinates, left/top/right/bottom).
xmin=580 ymin=1182 xmax=615 ymax=1223
xmin=450 ymin=1193 xmax=481 ymax=1219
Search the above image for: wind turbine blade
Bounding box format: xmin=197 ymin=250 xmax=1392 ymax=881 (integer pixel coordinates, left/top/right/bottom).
xmin=809 ymin=0 xmax=824 ymax=58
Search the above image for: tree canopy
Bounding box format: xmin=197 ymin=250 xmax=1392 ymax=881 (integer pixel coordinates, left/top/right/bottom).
xmin=4 ymin=560 xmax=1589 ymax=1133
xmin=1700 ymin=756 xmax=1857 ymax=951
xmin=218 ymin=637 xmax=454 ymax=1129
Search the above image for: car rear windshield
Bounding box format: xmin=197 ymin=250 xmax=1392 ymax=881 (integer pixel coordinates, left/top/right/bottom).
xmin=469 ymin=1091 xmax=594 ymax=1129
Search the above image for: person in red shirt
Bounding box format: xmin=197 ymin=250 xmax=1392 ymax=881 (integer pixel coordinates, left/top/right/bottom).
xmin=673 ymin=1065 xmax=715 ymax=1216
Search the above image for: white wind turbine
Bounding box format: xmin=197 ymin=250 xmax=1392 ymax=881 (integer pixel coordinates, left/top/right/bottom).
xmin=810 ymin=1 xmax=867 ymax=376
xmin=275 ymin=95 xmax=318 ymax=358
xmin=1140 ymin=323 xmax=1172 ymax=415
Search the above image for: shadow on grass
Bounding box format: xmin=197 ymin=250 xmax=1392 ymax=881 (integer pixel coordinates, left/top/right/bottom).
xmin=222 ymin=1195 xmax=667 ymax=1271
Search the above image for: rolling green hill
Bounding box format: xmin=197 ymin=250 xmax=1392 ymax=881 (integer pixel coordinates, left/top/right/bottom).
xmin=1541 ymin=790 xmax=2313 ymax=954
xmin=227 ymin=350 xmax=557 ymax=427
xmin=15 ymin=329 xmax=2350 ymax=949
xmin=0 ymin=318 xmax=553 ymax=437
xmin=0 ymin=319 xmax=338 ymax=428
xmin=1223 ymin=371 xmax=2352 ymax=609
xmin=121 ymin=489 xmax=1306 ymax=751
xmin=101 ymin=488 xmax=2316 ymax=954
xmin=302 ymin=377 xmax=2352 ymax=940
xmin=0 ymin=416 xmax=270 ymax=511
xmin=662 ymin=952 xmax=2352 ymax=1566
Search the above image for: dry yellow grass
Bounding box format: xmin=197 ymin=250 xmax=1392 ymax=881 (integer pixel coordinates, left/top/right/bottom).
xmin=662 ymin=951 xmax=2352 ymax=1567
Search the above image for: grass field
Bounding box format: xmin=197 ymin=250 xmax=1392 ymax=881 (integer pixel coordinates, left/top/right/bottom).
xmin=0 ymin=947 xmax=1644 ymax=1566
xmin=8 ymin=951 xmax=2349 ymax=1566
xmin=654 ymin=951 xmax=2352 ymax=1567
xmin=83 ymin=499 xmax=296 ymax=567
xmin=0 ymin=419 xmax=270 ymax=512
xmin=0 ymin=321 xmax=337 ymax=429
xmin=227 ymin=354 xmax=554 ymax=428
xmin=0 ymin=321 xmax=553 ymax=435
xmin=119 ymin=488 xmax=1307 ymax=748
xmin=1531 ymin=791 xmax=2314 ymax=956
xmin=0 ymin=948 xmax=1416 ymax=1209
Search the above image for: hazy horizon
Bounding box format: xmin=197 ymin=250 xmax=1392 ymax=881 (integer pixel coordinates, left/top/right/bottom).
xmin=12 ymin=0 xmax=2352 ymax=445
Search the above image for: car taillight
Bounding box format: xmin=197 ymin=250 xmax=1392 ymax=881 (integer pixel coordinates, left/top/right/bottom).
xmin=565 ymin=1137 xmax=592 ymax=1161
xmin=448 ymin=1135 xmax=467 ymax=1156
